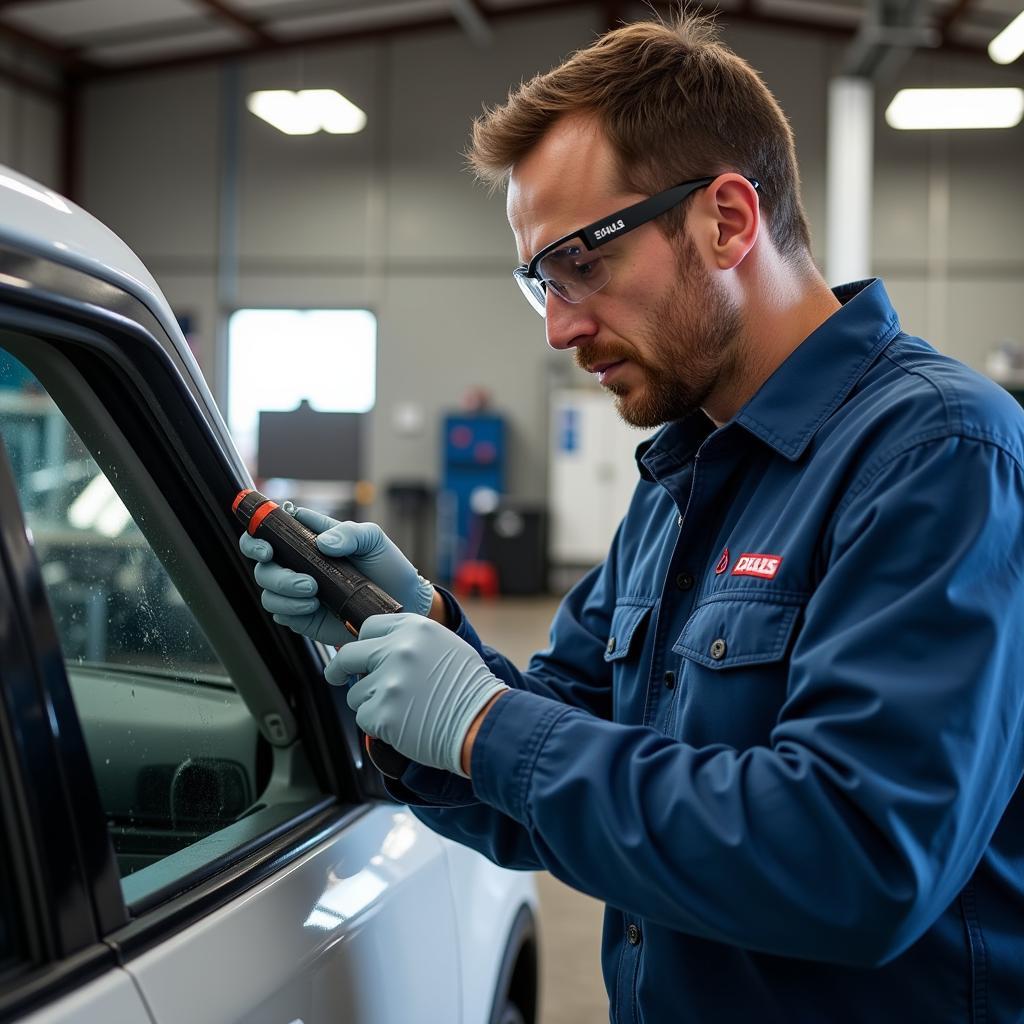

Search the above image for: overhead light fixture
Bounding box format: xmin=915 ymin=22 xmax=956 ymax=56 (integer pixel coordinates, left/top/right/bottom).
xmin=885 ymin=88 xmax=1024 ymax=130
xmin=989 ymin=9 xmax=1024 ymax=65
xmin=301 ymin=89 xmax=367 ymax=134
xmin=246 ymin=90 xmax=366 ymax=135
xmin=247 ymin=91 xmax=319 ymax=135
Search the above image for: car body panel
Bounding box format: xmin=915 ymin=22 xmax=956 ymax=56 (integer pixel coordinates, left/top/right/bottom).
xmin=0 ymin=167 xmax=245 ymax=484
xmin=123 ymin=806 xmax=462 ymax=1024
xmin=18 ymin=970 xmax=151 ymax=1024
xmin=442 ymin=842 xmax=540 ymax=1024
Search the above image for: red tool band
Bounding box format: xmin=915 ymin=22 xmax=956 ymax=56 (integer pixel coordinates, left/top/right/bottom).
xmin=247 ymin=499 xmax=278 ymax=536
xmin=232 ymin=488 xmax=253 ymax=514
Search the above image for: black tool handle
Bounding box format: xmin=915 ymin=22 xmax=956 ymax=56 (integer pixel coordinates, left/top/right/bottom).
xmin=233 ymin=489 xmax=409 ymax=779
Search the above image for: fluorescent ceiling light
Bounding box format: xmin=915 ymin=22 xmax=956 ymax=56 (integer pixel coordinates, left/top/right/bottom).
xmin=247 ymin=91 xmax=320 ymax=135
xmin=885 ymin=88 xmax=1024 ymax=130
xmin=989 ymin=9 xmax=1024 ymax=65
xmin=246 ymin=89 xmax=366 ymax=135
xmin=301 ymin=89 xmax=367 ymax=134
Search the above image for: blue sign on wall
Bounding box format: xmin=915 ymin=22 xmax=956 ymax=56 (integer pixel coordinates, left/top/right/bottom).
xmin=558 ymin=407 xmax=579 ymax=453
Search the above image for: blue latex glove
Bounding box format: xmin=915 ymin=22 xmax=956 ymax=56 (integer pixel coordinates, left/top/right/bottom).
xmin=328 ymin=613 xmax=508 ymax=776
xmin=239 ymin=507 xmax=435 ymax=647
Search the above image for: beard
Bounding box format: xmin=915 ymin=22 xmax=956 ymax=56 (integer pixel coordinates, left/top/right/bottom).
xmin=576 ymin=235 xmax=743 ymax=429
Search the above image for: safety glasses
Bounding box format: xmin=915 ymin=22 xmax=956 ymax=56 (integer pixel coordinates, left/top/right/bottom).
xmin=513 ymin=176 xmax=759 ymax=316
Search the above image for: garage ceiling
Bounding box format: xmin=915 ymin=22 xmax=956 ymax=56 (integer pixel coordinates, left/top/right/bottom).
xmin=0 ymin=0 xmax=1021 ymax=83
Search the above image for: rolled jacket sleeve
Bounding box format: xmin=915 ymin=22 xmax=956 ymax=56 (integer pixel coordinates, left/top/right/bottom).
xmin=385 ymin=557 xmax=618 ymax=868
xmin=470 ymin=436 xmax=1024 ymax=966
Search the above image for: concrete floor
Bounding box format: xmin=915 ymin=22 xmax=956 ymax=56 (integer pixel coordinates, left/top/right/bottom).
xmin=462 ymin=597 xmax=609 ymax=1024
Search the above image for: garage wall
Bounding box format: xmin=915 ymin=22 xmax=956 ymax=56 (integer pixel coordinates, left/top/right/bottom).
xmin=0 ymin=42 xmax=62 ymax=189
xmin=79 ymin=10 xmax=595 ymax=514
xmin=873 ymin=46 xmax=1024 ymax=359
xmin=16 ymin=8 xmax=1024 ymax=519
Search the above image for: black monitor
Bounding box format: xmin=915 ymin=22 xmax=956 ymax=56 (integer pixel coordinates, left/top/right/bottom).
xmin=257 ymin=400 xmax=363 ymax=481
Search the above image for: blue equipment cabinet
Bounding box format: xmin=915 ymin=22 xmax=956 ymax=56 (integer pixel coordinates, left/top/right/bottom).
xmin=438 ymin=413 xmax=505 ymax=582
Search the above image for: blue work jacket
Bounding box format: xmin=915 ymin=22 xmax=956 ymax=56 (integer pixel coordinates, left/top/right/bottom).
xmin=390 ymin=279 xmax=1024 ymax=1023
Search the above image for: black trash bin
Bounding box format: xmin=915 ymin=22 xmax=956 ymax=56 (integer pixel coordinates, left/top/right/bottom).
xmin=479 ymin=503 xmax=548 ymax=595
xmin=385 ymin=480 xmax=435 ymax=578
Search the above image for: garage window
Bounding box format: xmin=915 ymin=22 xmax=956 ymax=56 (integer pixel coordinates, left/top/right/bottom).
xmin=226 ymin=308 xmax=376 ymax=469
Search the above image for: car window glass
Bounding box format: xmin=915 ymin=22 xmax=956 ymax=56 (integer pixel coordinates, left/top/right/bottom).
xmin=0 ymin=348 xmax=271 ymax=890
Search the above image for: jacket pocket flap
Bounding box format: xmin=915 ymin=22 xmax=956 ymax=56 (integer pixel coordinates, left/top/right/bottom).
xmin=673 ymin=597 xmax=802 ymax=670
xmin=604 ymin=601 xmax=655 ymax=662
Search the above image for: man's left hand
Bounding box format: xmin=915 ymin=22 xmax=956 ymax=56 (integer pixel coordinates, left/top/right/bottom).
xmin=328 ymin=613 xmax=508 ymax=777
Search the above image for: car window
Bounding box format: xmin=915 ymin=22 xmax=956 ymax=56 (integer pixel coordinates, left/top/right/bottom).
xmin=0 ymin=347 xmax=282 ymax=894
xmin=0 ymin=357 xmax=218 ymax=673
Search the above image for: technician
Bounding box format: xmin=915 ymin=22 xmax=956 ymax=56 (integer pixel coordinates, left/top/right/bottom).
xmin=242 ymin=13 xmax=1024 ymax=1021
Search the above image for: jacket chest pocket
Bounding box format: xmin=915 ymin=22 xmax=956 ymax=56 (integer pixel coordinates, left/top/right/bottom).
xmin=604 ymin=599 xmax=656 ymax=722
xmin=670 ymin=594 xmax=805 ymax=748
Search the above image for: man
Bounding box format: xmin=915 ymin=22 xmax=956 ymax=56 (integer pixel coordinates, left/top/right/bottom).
xmin=243 ymin=13 xmax=1024 ymax=1022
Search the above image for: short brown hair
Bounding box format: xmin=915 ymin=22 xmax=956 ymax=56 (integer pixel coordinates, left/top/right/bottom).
xmin=468 ymin=10 xmax=812 ymax=262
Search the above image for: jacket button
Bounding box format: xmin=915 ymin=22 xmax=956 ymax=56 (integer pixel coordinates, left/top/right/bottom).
xmin=675 ymin=571 xmax=695 ymax=591
xmin=710 ymin=638 xmax=727 ymax=660
xmin=626 ymin=923 xmax=641 ymax=946
xmin=663 ymin=671 xmax=676 ymax=689
xmin=606 ymin=636 xmax=616 ymax=655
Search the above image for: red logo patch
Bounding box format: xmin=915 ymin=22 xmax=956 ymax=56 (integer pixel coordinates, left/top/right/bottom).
xmin=714 ymin=548 xmax=730 ymax=575
xmin=731 ymin=553 xmax=783 ymax=579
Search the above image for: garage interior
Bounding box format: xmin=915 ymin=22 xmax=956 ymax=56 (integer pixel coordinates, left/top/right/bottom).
xmin=1 ymin=0 xmax=1022 ymax=1020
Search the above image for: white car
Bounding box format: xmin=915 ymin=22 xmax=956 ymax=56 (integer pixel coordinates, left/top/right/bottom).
xmin=0 ymin=165 xmax=538 ymax=1024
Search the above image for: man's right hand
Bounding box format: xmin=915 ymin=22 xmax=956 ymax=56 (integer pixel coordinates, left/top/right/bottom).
xmin=239 ymin=506 xmax=437 ymax=646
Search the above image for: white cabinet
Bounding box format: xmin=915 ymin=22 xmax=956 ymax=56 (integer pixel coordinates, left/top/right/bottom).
xmin=549 ymin=389 xmax=646 ymax=566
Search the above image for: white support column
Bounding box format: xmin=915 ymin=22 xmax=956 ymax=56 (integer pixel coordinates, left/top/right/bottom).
xmin=826 ymin=77 xmax=874 ymax=287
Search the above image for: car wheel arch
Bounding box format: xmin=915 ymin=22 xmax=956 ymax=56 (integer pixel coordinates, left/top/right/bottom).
xmin=489 ymin=902 xmax=539 ymax=1024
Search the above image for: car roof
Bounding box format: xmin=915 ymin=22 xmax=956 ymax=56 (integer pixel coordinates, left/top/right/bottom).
xmin=0 ymin=164 xmax=182 ymax=345
xmin=0 ymin=164 xmax=248 ymax=481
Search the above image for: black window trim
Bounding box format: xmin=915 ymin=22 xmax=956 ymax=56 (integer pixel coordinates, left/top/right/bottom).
xmin=0 ymin=438 xmax=124 ymax=1023
xmin=0 ymin=437 xmax=109 ymax=951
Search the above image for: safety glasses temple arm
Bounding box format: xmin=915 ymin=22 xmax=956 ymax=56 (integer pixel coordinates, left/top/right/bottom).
xmin=519 ymin=175 xmax=759 ymax=279
xmin=577 ymin=177 xmax=717 ymax=249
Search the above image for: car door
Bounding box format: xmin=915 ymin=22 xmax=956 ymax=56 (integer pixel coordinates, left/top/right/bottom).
xmin=0 ymin=437 xmax=152 ymax=1024
xmin=0 ymin=248 xmax=462 ymax=1022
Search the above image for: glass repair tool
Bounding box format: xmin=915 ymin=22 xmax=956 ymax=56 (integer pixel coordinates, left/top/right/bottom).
xmin=233 ymin=488 xmax=409 ymax=779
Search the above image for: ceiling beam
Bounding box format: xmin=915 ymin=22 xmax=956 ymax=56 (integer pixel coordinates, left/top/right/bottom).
xmin=195 ymin=0 xmax=277 ymax=45
xmin=451 ymin=0 xmax=494 ymax=46
xmin=0 ymin=61 xmax=60 ymax=100
xmin=77 ymin=8 xmax=472 ymax=79
xmin=70 ymin=0 xmax=1005 ymax=82
xmin=936 ymin=0 xmax=975 ymax=41
xmin=60 ymin=16 xmax=224 ymax=53
xmin=0 ymin=17 xmax=92 ymax=71
xmin=841 ymin=0 xmax=939 ymax=79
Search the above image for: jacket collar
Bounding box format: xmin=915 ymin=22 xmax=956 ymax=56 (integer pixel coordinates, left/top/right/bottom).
xmin=637 ymin=279 xmax=901 ymax=480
